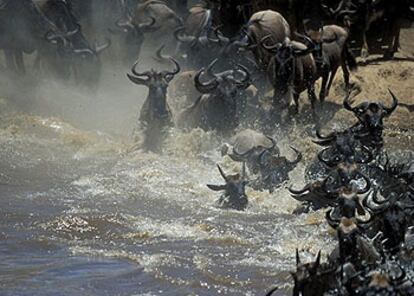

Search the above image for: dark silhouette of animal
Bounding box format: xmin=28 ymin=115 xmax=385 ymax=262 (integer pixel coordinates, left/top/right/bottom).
xmin=127 ymin=58 xmax=180 ymax=151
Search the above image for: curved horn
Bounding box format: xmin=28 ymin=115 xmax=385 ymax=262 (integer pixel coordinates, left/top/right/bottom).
xmin=331 ymin=0 xmax=346 ymax=16
xmin=261 ymin=35 xmax=282 ymax=52
xmin=265 ymin=287 xmax=279 ymax=296
xmin=233 ymin=64 xmax=250 ymax=88
xmin=45 ymin=25 xmax=80 ymax=47
xmin=372 ymin=189 xmax=390 ymax=205
xmin=73 ymin=48 xmax=95 ymax=55
xmin=312 ymin=129 xmax=336 ymax=146
xmin=343 ymin=91 xmax=356 ymax=112
xmin=266 ymin=136 xmax=277 ymax=151
xmin=356 ymin=171 xmax=371 ymax=194
xmin=355 ymin=210 xmax=373 ymax=225
xmin=95 ymin=38 xmax=111 ymax=53
xmin=174 ymin=26 xmax=196 ymax=44
xmin=314 ymin=251 xmax=321 ymax=270
xmin=231 ymin=34 xmax=253 ymax=50
xmin=326 ymin=209 xmax=341 ymax=228
xmin=294 ymin=32 xmax=316 ymax=49
xmin=289 ymin=146 xmax=302 ymax=165
xmin=162 ymin=58 xmax=181 ymax=80
xmin=211 ymin=26 xmax=230 ymax=45
xmin=127 ymin=73 xmax=149 ymax=85
xmin=217 ymin=165 xmax=228 ymax=182
xmin=130 ymin=60 xmax=152 ymax=77
xmin=382 ymin=89 xmax=398 ymax=115
xmin=289 ymin=184 xmax=311 ymax=195
xmin=363 ymin=189 xmax=387 ymax=213
xmin=137 ymin=17 xmax=159 ymax=31
xmin=318 ymin=148 xmax=338 ymax=168
xmin=154 ymin=45 xmax=169 ymax=62
xmin=194 ymin=68 xmax=218 ymax=94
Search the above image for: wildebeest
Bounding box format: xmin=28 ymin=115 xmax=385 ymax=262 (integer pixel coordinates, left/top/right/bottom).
xmin=305 ymin=25 xmax=357 ymax=102
xmin=362 ymin=189 xmax=414 ymax=252
xmin=127 ymin=58 xmax=180 ymax=151
xmin=0 ymin=0 xmax=62 ymax=74
xmin=261 ymin=34 xmax=318 ymax=115
xmin=130 ymin=0 xmax=182 ymax=54
xmin=177 ymin=59 xmax=250 ymax=134
xmin=328 ymin=217 xmax=381 ymax=267
xmin=325 ymin=0 xmax=414 ymax=59
xmin=174 ymin=3 xmax=221 ymax=69
xmin=291 ymin=160 xmax=371 ymax=211
xmin=242 ymin=10 xmax=291 ymax=69
xmin=111 ymin=0 xmax=161 ymax=65
xmin=207 ymin=164 xmax=249 ymax=211
xmin=222 ymin=129 xmax=302 ymax=192
xmin=291 ymin=250 xmax=336 ymax=296
xmin=36 ymin=0 xmax=110 ymax=85
xmin=344 ymin=90 xmax=398 ymax=152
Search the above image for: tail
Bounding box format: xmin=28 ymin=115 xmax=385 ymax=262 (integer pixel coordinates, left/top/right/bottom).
xmin=344 ymin=44 xmax=357 ymax=71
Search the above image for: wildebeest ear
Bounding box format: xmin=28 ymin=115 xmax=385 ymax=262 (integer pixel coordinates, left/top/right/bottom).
xmin=207 ymin=184 xmax=226 ymax=191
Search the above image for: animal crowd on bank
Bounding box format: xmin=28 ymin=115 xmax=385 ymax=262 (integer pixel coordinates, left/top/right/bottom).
xmin=1 ymin=0 xmax=414 ymax=295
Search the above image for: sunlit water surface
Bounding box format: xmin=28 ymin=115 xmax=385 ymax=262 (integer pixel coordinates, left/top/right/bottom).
xmin=0 ymin=104 xmax=339 ymax=296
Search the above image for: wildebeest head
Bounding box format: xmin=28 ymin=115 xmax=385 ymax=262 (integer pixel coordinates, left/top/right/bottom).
xmin=344 ymin=90 xmax=399 ymax=130
xmin=299 ymin=28 xmax=338 ymax=65
xmin=174 ymin=26 xmax=212 ymax=49
xmin=127 ymin=57 xmax=180 ymax=110
xmin=44 ymin=25 xmax=80 ymax=79
xmin=45 ymin=25 xmax=79 ymax=55
xmin=363 ymin=190 xmax=413 ymax=250
xmin=334 ymin=162 xmax=371 ymax=192
xmin=291 ymin=250 xmax=333 ymax=296
xmin=321 ymin=0 xmax=357 ymax=28
xmin=114 ymin=13 xmax=159 ymax=62
xmin=262 ymin=35 xmax=314 ymax=78
xmin=71 ymin=38 xmax=111 ymax=86
xmin=230 ymin=135 xmax=278 ymax=174
xmin=315 ymin=129 xmax=373 ymax=166
xmin=207 ymin=164 xmax=248 ymax=211
xmin=261 ymin=35 xmax=314 ymax=107
xmin=195 ymin=59 xmax=250 ymax=104
xmin=257 ymin=146 xmax=302 ymax=192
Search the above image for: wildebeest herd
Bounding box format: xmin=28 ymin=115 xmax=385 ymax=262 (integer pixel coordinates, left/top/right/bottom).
xmin=1 ymin=0 xmax=413 ymax=295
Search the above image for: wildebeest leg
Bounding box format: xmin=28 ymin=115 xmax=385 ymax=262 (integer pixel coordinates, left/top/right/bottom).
xmin=307 ymin=82 xmax=318 ymax=112
xmin=326 ymin=67 xmax=338 ymax=98
xmin=14 ymin=51 xmax=25 ymax=75
xmin=384 ymin=21 xmax=401 ymax=59
xmin=361 ymin=10 xmax=371 ymax=59
xmin=291 ymin=92 xmax=300 ymax=115
xmin=341 ymin=61 xmax=350 ymax=91
xmin=361 ymin=32 xmax=369 ymax=59
xmin=319 ymin=71 xmax=329 ymax=103
xmin=4 ymin=49 xmax=16 ymax=72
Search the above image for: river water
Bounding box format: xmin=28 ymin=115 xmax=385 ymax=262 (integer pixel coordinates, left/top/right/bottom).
xmin=0 ymin=59 xmax=368 ymax=296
